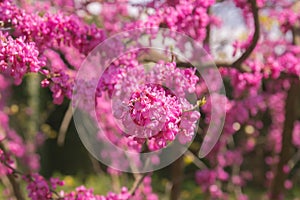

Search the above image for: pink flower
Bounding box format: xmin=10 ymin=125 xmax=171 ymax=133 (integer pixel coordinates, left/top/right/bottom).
xmin=23 ymin=173 xmax=54 ymax=200
xmin=0 ymin=31 xmax=45 ymax=84
xmin=195 ymin=169 xmax=216 ymax=191
xmin=121 ymin=83 xmax=182 ymax=151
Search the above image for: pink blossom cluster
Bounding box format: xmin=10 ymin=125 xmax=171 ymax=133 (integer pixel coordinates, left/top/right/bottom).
xmin=197 ymin=75 xmax=267 ymax=198
xmin=270 ymin=5 xmax=300 ymax=33
xmin=95 ymin=96 xmax=143 ymax=171
xmin=0 ymin=31 xmax=45 ymax=84
xmin=0 ymin=0 xmax=105 ymax=54
xmin=1 ymin=0 xmax=300 ymax=199
xmin=0 ymin=144 xmax=14 ymax=176
xmin=97 ymin=1 xmax=130 ymax=34
xmin=221 ymin=68 xmax=263 ymax=98
xmin=252 ymin=41 xmax=300 ymax=79
xmin=98 ymin=52 xmax=141 ymax=98
xmin=62 ymin=175 xmax=158 ymax=200
xmin=195 ymin=169 xmax=216 ymax=191
xmin=127 ymin=0 xmax=214 ymax=42
xmin=22 ymin=173 xmax=158 ymax=200
xmin=96 ymin=52 xmax=200 ymax=150
xmin=148 ymin=62 xmax=199 ymax=96
xmin=196 ymin=169 xmax=225 ymax=199
xmin=201 ymin=94 xmax=266 ymax=197
xmin=41 ymin=68 xmax=74 ymax=104
xmin=0 ymin=0 xmax=104 ymax=104
xmin=40 ymin=48 xmax=79 ymax=104
xmin=62 ymin=186 xmax=131 ymax=200
xmin=23 ymin=173 xmax=63 ymax=200
xmin=109 ymin=61 xmax=200 ymax=150
xmin=0 ymin=150 xmax=156 ymax=200
xmin=123 ymin=83 xmax=182 ymax=150
xmin=197 ymin=42 xmax=300 ymax=199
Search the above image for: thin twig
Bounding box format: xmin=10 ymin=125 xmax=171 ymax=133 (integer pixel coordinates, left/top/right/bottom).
xmin=184 ymin=150 xmax=208 ymax=169
xmin=0 ymin=176 xmax=17 ymax=200
xmin=0 ymin=144 xmax=25 ymax=200
xmin=288 ymin=148 xmax=300 ymax=171
xmin=129 ymin=173 xmax=149 ymax=195
xmin=53 ymin=49 xmax=76 ymax=70
xmin=57 ymin=103 xmax=73 ymax=146
xmin=0 ymin=144 xmax=64 ymax=199
xmin=88 ymin=153 xmax=103 ymax=174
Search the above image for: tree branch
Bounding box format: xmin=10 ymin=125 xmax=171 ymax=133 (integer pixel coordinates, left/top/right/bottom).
xmin=53 ymin=49 xmax=76 ymax=70
xmin=57 ymin=103 xmax=72 ymax=146
xmin=217 ymin=0 xmax=260 ymax=72
xmin=269 ymin=81 xmax=299 ymax=199
xmin=129 ymin=173 xmax=149 ymax=195
xmin=6 ymin=174 xmax=25 ymax=200
xmin=141 ymin=0 xmax=259 ymax=73
xmin=137 ymin=0 xmax=259 ymax=73
xmin=0 ymin=144 xmax=25 ymax=200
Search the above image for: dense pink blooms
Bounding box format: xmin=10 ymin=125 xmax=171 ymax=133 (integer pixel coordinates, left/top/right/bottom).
xmin=61 ymin=177 xmax=158 ymax=200
xmin=127 ymin=0 xmax=214 ymax=42
xmin=46 ymin=70 xmax=74 ymax=104
xmin=0 ymin=31 xmax=45 ymax=84
xmin=195 ymin=169 xmax=217 ymax=191
xmin=0 ymin=0 xmax=105 ymax=54
xmin=97 ymin=55 xmax=201 ymax=150
xmin=23 ymin=173 xmax=63 ymax=200
xmin=98 ymin=1 xmax=130 ymax=34
xmin=121 ymin=83 xmax=182 ymax=150
xmin=1 ymin=0 xmax=300 ymax=199
xmin=98 ymin=52 xmax=141 ymax=98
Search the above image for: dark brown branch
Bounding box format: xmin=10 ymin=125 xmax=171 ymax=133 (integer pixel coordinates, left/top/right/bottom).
xmin=269 ymin=81 xmax=300 ymax=199
xmin=143 ymin=0 xmax=259 ymax=73
xmin=134 ymin=0 xmax=259 ymax=74
xmin=0 ymin=144 xmax=25 ymax=200
xmin=217 ymin=0 xmax=260 ymax=72
xmin=292 ymin=27 xmax=300 ymax=45
xmin=53 ymin=49 xmax=76 ymax=70
xmin=204 ymin=7 xmax=211 ymax=46
xmin=0 ymin=144 xmax=64 ymax=200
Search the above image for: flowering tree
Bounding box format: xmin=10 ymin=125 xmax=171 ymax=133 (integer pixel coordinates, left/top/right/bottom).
xmin=0 ymin=0 xmax=300 ymax=199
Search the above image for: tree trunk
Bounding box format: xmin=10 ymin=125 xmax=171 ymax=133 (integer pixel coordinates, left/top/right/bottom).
xmin=269 ymin=81 xmax=300 ymax=199
xmin=170 ymin=156 xmax=184 ymax=200
xmin=270 ymin=4 xmax=300 ymax=197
